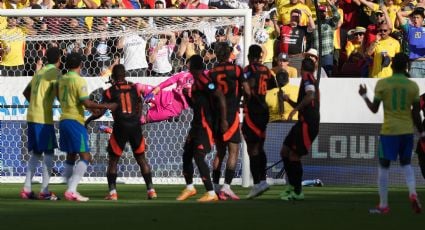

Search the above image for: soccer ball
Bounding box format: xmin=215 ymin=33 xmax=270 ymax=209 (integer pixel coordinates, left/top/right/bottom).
xmin=254 ymin=29 xmax=269 ymax=44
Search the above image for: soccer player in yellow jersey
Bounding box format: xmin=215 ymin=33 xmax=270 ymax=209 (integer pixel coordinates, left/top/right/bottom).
xmin=359 ymin=53 xmax=423 ymax=214
xmin=21 ymin=47 xmax=61 ymax=200
xmin=58 ymin=53 xmax=116 ymax=202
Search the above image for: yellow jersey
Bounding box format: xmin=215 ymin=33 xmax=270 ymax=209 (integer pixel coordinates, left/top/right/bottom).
xmin=26 ymin=64 xmax=61 ymax=124
xmin=58 ymin=71 xmax=89 ymax=125
xmin=266 ymin=84 xmax=299 ymax=122
xmin=374 ymin=73 xmax=419 ymax=135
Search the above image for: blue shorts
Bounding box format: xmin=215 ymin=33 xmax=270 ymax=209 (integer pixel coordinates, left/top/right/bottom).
xmin=59 ymin=119 xmax=90 ymax=154
xmin=378 ymin=134 xmax=414 ymax=161
xmin=27 ymin=122 xmax=57 ymax=154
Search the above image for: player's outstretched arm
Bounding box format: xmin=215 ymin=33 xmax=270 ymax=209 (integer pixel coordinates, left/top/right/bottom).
xmin=85 ymin=109 xmax=107 ymax=127
xmin=82 ymin=99 xmax=117 ymax=111
xmin=283 ymin=94 xmax=297 ymax=108
xmin=359 ymin=84 xmax=380 ymax=113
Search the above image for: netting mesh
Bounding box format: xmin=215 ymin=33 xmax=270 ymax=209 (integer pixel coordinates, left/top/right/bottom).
xmin=0 ymin=11 xmax=248 ymax=184
xmin=0 ymin=110 xmax=243 ymax=184
xmin=0 ymin=14 xmax=245 ymax=77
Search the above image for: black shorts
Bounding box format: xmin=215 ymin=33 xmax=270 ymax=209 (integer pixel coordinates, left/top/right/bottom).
xmin=242 ymin=107 xmax=269 ymax=143
xmin=107 ymin=124 xmax=145 ymax=156
xmin=219 ymin=111 xmax=241 ymax=144
xmin=283 ymin=120 xmax=319 ymax=156
xmin=184 ymin=124 xmax=215 ymax=154
xmin=416 ymin=139 xmax=425 ymax=155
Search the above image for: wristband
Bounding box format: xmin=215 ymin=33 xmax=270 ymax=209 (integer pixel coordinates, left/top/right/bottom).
xmin=361 ymin=94 xmax=368 ymax=100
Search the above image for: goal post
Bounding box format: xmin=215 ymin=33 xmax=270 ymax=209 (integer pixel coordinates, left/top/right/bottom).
xmin=0 ymin=9 xmax=253 ymax=187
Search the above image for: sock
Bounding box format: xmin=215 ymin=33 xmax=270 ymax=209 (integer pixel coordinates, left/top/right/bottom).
xmin=249 ymin=155 xmax=261 ymax=184
xmin=290 ymin=161 xmax=303 ymax=194
xmin=41 ymin=154 xmax=54 ymax=194
xmin=186 ymin=184 xmax=195 ymax=190
xmin=67 ymin=160 xmax=88 ymax=193
xmin=282 ymin=156 xmax=292 ymax=186
xmin=110 ymin=189 xmax=117 ymax=195
xmin=23 ymin=154 xmax=41 ymax=192
xmin=259 ymin=151 xmax=267 ymax=181
xmin=107 ymin=173 xmax=118 ymax=192
xmin=182 ymin=152 xmax=194 ymax=185
xmin=224 ymin=169 xmax=235 ymax=185
xmin=142 ymin=172 xmax=153 ymax=190
xmin=401 ymin=164 xmax=417 ymax=196
xmin=208 ymin=190 xmax=216 ymax=196
xmin=212 ymin=170 xmax=221 ymax=184
xmin=222 ymin=183 xmax=230 ymax=190
xmin=63 ymin=160 xmax=75 ymax=184
xmin=194 ymin=154 xmax=213 ymax=191
xmin=213 ymin=183 xmax=220 ymax=191
xmin=378 ymin=166 xmax=389 ymax=208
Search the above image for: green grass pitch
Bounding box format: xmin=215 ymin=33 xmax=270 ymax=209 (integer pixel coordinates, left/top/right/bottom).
xmin=0 ymin=184 xmax=424 ymax=229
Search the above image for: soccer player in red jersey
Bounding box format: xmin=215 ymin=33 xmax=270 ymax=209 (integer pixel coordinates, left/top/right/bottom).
xmin=209 ymin=42 xmax=244 ymax=200
xmin=242 ymin=44 xmax=273 ymax=199
xmin=176 ymin=55 xmax=228 ymax=202
xmin=87 ymin=64 xmax=157 ymax=200
xmin=279 ymin=58 xmax=320 ymax=201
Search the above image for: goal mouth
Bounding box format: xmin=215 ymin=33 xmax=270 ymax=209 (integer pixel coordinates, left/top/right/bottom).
xmin=0 ymin=9 xmax=252 ymax=185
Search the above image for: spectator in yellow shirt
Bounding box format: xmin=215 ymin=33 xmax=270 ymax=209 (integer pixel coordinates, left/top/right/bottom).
xmin=0 ymin=17 xmax=27 ymax=76
xmin=266 ymin=70 xmax=299 ymax=122
xmin=278 ymin=0 xmax=313 ymax=26
xmin=366 ymin=23 xmax=400 ymax=78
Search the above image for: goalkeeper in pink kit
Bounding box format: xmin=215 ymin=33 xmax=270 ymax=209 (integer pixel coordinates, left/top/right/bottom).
xmin=140 ymin=70 xmax=208 ymax=124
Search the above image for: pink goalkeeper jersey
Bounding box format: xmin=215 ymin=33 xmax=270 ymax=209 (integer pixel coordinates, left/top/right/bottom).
xmin=155 ymin=71 xmax=199 ymax=110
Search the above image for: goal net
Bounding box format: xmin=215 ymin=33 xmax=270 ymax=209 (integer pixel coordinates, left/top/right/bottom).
xmin=0 ymin=9 xmax=253 ymax=185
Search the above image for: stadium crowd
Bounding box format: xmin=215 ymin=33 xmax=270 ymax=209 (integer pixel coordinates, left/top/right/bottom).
xmin=1 ymin=0 xmax=425 ymax=78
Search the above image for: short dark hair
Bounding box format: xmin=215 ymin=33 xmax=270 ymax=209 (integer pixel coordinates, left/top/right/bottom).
xmin=214 ymin=42 xmax=232 ymax=62
xmin=65 ymin=52 xmax=83 ymax=69
xmin=391 ymin=52 xmax=409 ymax=73
xmin=291 ymin=9 xmax=301 ymax=15
xmin=111 ymin=64 xmax=126 ymax=81
xmin=276 ymin=71 xmax=289 ymax=87
xmin=301 ymin=57 xmax=315 ymax=73
xmin=248 ymin=44 xmax=262 ymax=60
xmin=188 ymin=54 xmax=204 ymax=72
xmin=410 ymin=7 xmax=425 ymax=18
xmin=45 ymin=47 xmax=61 ymax=64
